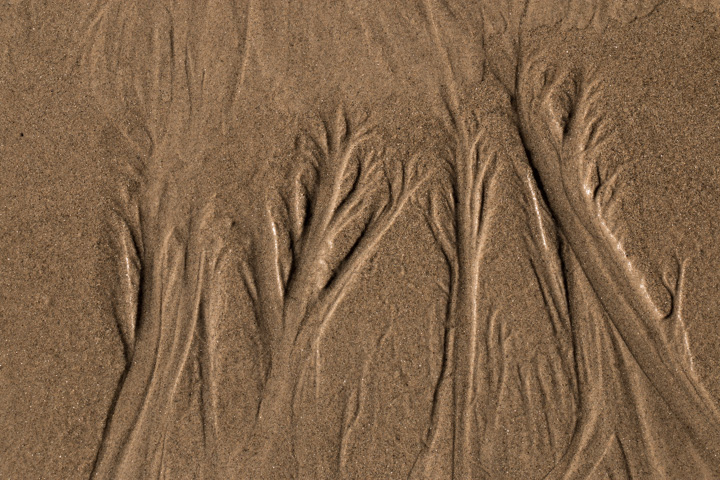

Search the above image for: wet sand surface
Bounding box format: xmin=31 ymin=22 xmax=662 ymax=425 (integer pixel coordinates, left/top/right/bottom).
xmin=2 ymin=1 xmax=720 ymax=478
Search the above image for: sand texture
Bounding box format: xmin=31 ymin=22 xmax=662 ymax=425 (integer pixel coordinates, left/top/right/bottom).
xmin=2 ymin=1 xmax=720 ymax=478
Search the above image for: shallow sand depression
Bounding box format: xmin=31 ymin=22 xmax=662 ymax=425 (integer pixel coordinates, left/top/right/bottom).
xmin=2 ymin=1 xmax=720 ymax=479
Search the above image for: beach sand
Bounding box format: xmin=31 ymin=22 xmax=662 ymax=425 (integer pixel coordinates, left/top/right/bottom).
xmin=2 ymin=1 xmax=720 ymax=478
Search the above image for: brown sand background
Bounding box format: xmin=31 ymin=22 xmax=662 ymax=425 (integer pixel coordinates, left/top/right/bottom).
xmin=2 ymin=1 xmax=720 ymax=478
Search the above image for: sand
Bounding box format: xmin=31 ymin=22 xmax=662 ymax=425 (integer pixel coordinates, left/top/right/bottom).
xmin=2 ymin=1 xmax=720 ymax=478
